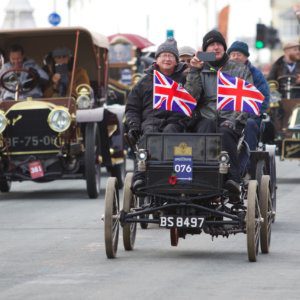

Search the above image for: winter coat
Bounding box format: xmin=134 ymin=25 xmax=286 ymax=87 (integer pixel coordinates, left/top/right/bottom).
xmin=185 ymin=56 xmax=253 ymax=126
xmin=0 ymin=58 xmax=49 ymax=100
xmin=125 ymin=62 xmax=189 ymax=132
xmin=247 ymin=60 xmax=270 ymax=114
xmin=268 ymin=56 xmax=300 ymax=98
xmin=44 ymin=67 xmax=90 ymax=98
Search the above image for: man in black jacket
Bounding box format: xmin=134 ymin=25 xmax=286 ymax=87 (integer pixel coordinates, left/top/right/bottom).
xmin=125 ymin=38 xmax=188 ymax=190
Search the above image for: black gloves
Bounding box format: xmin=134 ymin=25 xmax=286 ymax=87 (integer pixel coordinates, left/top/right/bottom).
xmin=127 ymin=127 xmax=141 ymax=144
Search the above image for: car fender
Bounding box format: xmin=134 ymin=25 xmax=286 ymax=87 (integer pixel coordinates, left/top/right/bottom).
xmin=76 ymin=107 xmax=105 ymax=123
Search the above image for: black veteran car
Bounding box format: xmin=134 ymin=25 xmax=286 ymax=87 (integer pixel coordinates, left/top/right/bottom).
xmin=0 ymin=27 xmax=125 ymax=198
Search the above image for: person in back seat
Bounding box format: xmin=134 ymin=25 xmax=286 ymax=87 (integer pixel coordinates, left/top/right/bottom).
xmin=44 ymin=47 xmax=90 ymax=98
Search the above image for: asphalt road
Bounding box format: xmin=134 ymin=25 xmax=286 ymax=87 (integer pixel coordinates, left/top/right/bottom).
xmin=0 ymin=160 xmax=300 ymax=300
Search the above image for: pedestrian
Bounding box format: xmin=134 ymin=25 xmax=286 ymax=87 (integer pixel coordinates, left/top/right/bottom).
xmin=185 ymin=30 xmax=253 ymax=196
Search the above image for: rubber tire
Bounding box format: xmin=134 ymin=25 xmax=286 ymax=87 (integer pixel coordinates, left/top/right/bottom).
xmin=0 ymin=177 xmax=11 ymax=193
xmin=123 ymin=172 xmax=137 ymax=251
xmin=269 ymin=155 xmax=277 ymax=223
xmin=247 ymin=180 xmax=260 ymax=262
xmin=85 ymin=123 xmax=101 ymax=199
xmin=104 ymin=177 xmax=119 ymax=259
xmin=255 ymin=159 xmax=265 ymax=188
xmin=259 ymin=175 xmax=272 ymax=254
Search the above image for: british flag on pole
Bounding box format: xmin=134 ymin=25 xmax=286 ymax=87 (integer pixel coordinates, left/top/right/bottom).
xmin=153 ymin=70 xmax=197 ymax=117
xmin=217 ymin=71 xmax=265 ymax=116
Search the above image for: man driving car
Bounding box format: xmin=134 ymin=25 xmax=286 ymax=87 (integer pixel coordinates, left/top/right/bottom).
xmin=0 ymin=44 xmax=49 ymax=100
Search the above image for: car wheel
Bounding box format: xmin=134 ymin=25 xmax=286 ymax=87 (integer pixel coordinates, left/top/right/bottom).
xmin=85 ymin=123 xmax=101 ymax=199
xmin=0 ymin=177 xmax=11 ymax=193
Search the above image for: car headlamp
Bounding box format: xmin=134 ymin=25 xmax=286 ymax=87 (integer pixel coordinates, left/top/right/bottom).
xmin=76 ymin=84 xmax=93 ymax=109
xmin=77 ymin=94 xmax=92 ymax=109
xmin=48 ymin=108 xmax=71 ymax=132
xmin=0 ymin=110 xmax=8 ymax=133
xmin=219 ymin=151 xmax=229 ymax=164
xmin=137 ymin=149 xmax=147 ymax=161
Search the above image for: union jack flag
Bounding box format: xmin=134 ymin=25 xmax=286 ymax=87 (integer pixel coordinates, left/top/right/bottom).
xmin=217 ymin=71 xmax=265 ymax=116
xmin=153 ymin=70 xmax=197 ymax=117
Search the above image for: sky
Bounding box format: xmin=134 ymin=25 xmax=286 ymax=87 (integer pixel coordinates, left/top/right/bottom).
xmin=0 ymin=0 xmax=272 ymax=55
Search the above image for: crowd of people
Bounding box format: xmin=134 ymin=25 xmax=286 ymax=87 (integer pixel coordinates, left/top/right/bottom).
xmin=125 ymin=29 xmax=300 ymax=196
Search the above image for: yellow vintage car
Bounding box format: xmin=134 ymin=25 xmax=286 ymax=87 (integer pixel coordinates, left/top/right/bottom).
xmin=0 ymin=27 xmax=125 ymax=198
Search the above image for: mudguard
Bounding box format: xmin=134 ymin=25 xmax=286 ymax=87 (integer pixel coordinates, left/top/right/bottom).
xmin=76 ymin=107 xmax=105 ymax=123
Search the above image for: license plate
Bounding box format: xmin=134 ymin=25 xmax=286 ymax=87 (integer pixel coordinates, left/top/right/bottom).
xmin=159 ymin=216 xmax=204 ymax=228
xmin=29 ymin=160 xmax=44 ymax=179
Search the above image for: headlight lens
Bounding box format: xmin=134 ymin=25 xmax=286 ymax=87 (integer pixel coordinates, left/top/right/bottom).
xmin=0 ymin=111 xmax=8 ymax=133
xmin=48 ymin=108 xmax=71 ymax=132
xmin=77 ymin=94 xmax=92 ymax=109
xmin=137 ymin=149 xmax=147 ymax=161
xmin=219 ymin=151 xmax=229 ymax=164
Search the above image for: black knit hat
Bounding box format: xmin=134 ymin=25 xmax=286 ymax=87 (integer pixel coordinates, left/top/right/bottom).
xmin=202 ymin=30 xmax=227 ymax=51
xmin=227 ymin=41 xmax=250 ymax=57
xmin=155 ymin=38 xmax=179 ymax=61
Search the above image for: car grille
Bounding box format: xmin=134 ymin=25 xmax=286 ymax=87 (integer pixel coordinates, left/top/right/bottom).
xmin=3 ymin=109 xmax=59 ymax=154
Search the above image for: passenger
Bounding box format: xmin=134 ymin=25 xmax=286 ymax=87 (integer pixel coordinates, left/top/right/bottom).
xmin=44 ymin=47 xmax=90 ymax=98
xmin=227 ymin=41 xmax=270 ymax=151
xmin=185 ymin=30 xmax=253 ymax=195
xmin=268 ymin=40 xmax=300 ymax=99
xmin=0 ymin=44 xmax=49 ymax=100
xmin=179 ymin=45 xmax=196 ymax=74
xmin=125 ymin=38 xmax=188 ymax=190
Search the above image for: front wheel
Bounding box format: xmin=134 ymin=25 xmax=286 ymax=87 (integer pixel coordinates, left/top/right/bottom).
xmin=259 ymin=175 xmax=272 ymax=254
xmin=123 ymin=172 xmax=137 ymax=251
xmin=104 ymin=177 xmax=120 ymax=259
xmin=246 ymin=180 xmax=260 ymax=262
xmin=85 ymin=123 xmax=101 ymax=199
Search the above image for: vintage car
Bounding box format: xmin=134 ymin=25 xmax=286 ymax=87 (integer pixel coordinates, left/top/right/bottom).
xmin=107 ymin=33 xmax=154 ymax=105
xmin=267 ymin=77 xmax=300 ymax=160
xmin=104 ymin=132 xmax=274 ymax=262
xmin=0 ymin=27 xmax=125 ymax=198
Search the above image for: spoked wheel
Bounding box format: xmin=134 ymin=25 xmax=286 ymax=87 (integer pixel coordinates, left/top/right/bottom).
xmin=104 ymin=177 xmax=120 ymax=259
xmin=85 ymin=123 xmax=101 ymax=199
xmin=269 ymin=155 xmax=277 ymax=223
xmin=246 ymin=180 xmax=260 ymax=262
xmin=0 ymin=177 xmax=11 ymax=193
xmin=170 ymin=228 xmax=179 ymax=246
xmin=259 ymin=175 xmax=272 ymax=254
xmin=255 ymin=159 xmax=265 ymax=188
xmin=123 ymin=172 xmax=137 ymax=251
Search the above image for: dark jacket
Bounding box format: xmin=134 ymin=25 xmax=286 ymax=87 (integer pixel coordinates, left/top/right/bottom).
xmin=247 ymin=60 xmax=270 ymax=114
xmin=268 ymin=56 xmax=300 ymax=98
xmin=125 ymin=62 xmax=189 ymax=132
xmin=185 ymin=55 xmax=253 ymax=126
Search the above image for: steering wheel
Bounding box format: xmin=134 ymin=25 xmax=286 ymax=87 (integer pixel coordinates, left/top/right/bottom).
xmin=0 ymin=67 xmax=38 ymax=94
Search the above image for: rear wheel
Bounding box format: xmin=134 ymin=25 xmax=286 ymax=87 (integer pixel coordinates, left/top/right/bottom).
xmin=269 ymin=155 xmax=277 ymax=223
xmin=259 ymin=175 xmax=272 ymax=254
xmin=170 ymin=228 xmax=179 ymax=246
xmin=85 ymin=123 xmax=101 ymax=199
xmin=123 ymin=172 xmax=137 ymax=251
xmin=0 ymin=177 xmax=11 ymax=193
xmin=247 ymin=180 xmax=260 ymax=262
xmin=104 ymin=177 xmax=119 ymax=259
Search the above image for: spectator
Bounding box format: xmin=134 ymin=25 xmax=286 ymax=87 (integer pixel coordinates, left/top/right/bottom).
xmin=268 ymin=40 xmax=300 ymax=99
xmin=0 ymin=44 xmax=49 ymax=100
xmin=227 ymin=40 xmax=270 ymax=151
xmin=185 ymin=30 xmax=253 ymax=196
xmin=179 ymin=46 xmax=196 ymax=74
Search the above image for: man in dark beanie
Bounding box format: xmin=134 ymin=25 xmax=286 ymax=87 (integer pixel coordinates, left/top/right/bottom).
xmin=185 ymin=30 xmax=253 ymax=198
xmin=227 ymin=41 xmax=270 ymax=152
xmin=125 ymin=37 xmax=188 ymax=190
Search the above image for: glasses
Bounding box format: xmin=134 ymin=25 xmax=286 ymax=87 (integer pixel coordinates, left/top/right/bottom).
xmin=158 ymin=53 xmax=176 ymax=60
